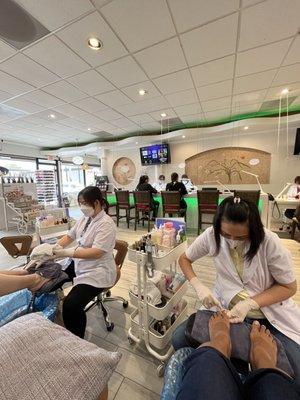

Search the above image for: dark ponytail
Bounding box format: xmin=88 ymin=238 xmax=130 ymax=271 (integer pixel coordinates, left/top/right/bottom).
xmin=78 ymin=186 xmax=105 ymax=208
xmin=213 ymin=196 xmax=265 ymax=261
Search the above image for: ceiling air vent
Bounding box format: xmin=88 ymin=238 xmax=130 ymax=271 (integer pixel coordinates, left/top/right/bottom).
xmin=259 ymin=96 xmax=297 ymax=111
xmin=0 ymin=0 xmax=49 ymax=49
xmin=89 ymin=131 xmax=114 ymax=140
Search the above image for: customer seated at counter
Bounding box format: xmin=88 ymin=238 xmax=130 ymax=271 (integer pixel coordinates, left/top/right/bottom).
xmin=166 ymin=172 xmax=187 ymax=216
xmin=153 ymin=174 xmax=166 ymax=192
xmin=181 ymin=174 xmax=196 ymax=193
xmin=136 ymin=175 xmax=159 ymax=218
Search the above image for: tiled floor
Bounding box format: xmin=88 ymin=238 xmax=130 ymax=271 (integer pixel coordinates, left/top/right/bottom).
xmin=0 ymin=222 xmax=299 ymax=399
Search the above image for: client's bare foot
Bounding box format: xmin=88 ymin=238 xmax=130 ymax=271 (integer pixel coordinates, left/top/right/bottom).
xmin=28 ymin=274 xmax=51 ymax=293
xmin=250 ymin=321 xmax=277 ymax=370
xmin=200 ymin=311 xmax=232 ymax=358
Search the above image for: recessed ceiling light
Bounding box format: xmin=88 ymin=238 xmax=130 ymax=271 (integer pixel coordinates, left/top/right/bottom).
xmin=48 ymin=113 xmax=56 ymax=119
xmin=139 ymin=89 xmax=147 ymax=96
xmin=182 ymin=135 xmax=186 ymax=138
xmin=135 ymin=141 xmax=138 ymax=144
xmin=87 ymin=128 xmax=91 ymax=131
xmin=281 ymin=88 xmax=289 ymax=95
xmin=160 ymin=112 xmax=167 ymax=118
xmin=244 ymin=126 xmax=249 ymax=130
xmin=87 ymin=37 xmax=102 ymax=50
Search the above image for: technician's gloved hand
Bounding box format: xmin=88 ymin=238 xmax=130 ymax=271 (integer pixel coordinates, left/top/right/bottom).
xmin=190 ymin=276 xmax=222 ymax=309
xmin=52 ymin=243 xmax=63 ymax=252
xmin=227 ymin=298 xmax=260 ymax=323
xmin=53 ymin=246 xmax=77 ymax=258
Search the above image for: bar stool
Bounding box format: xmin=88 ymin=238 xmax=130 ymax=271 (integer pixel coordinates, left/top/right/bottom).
xmin=115 ymin=190 xmax=135 ymax=228
xmin=133 ymin=191 xmax=152 ymax=232
xmin=234 ymin=190 xmax=260 ymax=206
xmin=101 ymin=190 xmax=116 ymax=218
xmin=197 ymin=190 xmax=219 ymax=234
xmin=161 ymin=191 xmax=187 ymax=221
xmin=291 ymin=219 xmax=299 ymax=240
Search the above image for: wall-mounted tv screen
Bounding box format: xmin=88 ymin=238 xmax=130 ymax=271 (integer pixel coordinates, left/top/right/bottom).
xmin=140 ymin=143 xmax=171 ymax=165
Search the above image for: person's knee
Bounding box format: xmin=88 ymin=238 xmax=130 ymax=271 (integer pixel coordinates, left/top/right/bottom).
xmin=172 ymin=322 xmax=188 ymax=350
xmin=63 ymin=295 xmax=83 ymax=316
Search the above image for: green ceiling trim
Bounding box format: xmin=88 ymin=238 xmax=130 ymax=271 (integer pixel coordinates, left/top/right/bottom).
xmin=44 ymin=103 xmax=300 ymax=150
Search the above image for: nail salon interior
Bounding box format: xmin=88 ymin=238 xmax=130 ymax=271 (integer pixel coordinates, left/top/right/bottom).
xmin=0 ymin=1 xmax=300 ymax=400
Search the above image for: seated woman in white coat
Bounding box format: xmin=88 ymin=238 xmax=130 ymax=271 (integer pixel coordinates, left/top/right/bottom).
xmin=172 ymin=196 xmax=300 ymax=390
xmin=285 ymin=175 xmax=300 ymax=220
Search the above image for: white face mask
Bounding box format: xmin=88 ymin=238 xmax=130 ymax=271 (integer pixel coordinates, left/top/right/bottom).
xmin=159 ymin=180 xmax=165 ymax=184
xmin=225 ymin=238 xmax=242 ymax=249
xmin=182 ymin=179 xmax=188 ymax=184
xmin=80 ymin=205 xmax=95 ymax=217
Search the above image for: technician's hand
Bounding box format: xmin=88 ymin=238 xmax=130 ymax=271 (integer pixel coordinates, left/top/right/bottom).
xmin=190 ymin=277 xmax=222 ymax=309
xmin=227 ymin=298 xmax=259 ymax=323
xmin=53 ymin=247 xmax=76 ymax=258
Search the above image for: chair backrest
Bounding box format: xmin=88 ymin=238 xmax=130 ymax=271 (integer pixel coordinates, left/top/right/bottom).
xmin=133 ymin=191 xmax=151 ymax=206
xmin=197 ymin=190 xmax=219 ymax=208
xmin=0 ymin=235 xmax=33 ymax=258
xmin=114 ymin=240 xmax=128 ymax=268
xmin=115 ymin=190 xmax=130 ymax=207
xmin=161 ymin=191 xmax=181 ymax=206
xmin=234 ymin=190 xmax=260 ymax=206
xmin=100 ymin=190 xmax=107 ymax=200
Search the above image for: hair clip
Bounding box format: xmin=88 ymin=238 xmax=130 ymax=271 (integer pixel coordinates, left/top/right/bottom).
xmin=233 ymin=197 xmax=241 ymax=204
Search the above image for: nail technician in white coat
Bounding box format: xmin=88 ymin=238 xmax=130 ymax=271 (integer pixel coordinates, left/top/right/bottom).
xmin=173 ymin=196 xmax=300 ymax=388
xmin=53 ymin=186 xmax=116 ymax=339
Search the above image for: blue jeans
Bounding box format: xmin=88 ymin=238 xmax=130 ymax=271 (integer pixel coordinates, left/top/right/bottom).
xmin=172 ymin=317 xmax=300 ymax=391
xmin=176 ymin=347 xmax=299 ymax=400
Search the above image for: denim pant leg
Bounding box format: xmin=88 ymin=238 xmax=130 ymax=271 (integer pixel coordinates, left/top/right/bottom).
xmin=176 ymin=347 xmax=244 ymax=400
xmin=172 ymin=319 xmax=190 ymax=350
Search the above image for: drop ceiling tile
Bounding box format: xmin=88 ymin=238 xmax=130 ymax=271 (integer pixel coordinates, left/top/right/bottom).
xmin=149 ymin=108 xmax=178 ymax=120
xmin=0 ymin=71 xmax=35 ymax=95
xmin=191 ymin=55 xmax=235 ymax=87
xmin=266 ymin=82 xmax=300 ymax=99
xmin=197 ymin=80 xmax=232 ymax=101
xmin=101 ymin=0 xmax=176 ymax=52
xmin=204 ymin=108 xmax=231 ymax=121
xmin=76 ymin=114 xmax=106 ymax=127
xmin=0 ymin=40 xmax=16 ymax=62
xmin=116 ymin=96 xmax=170 ymax=116
xmin=32 ymin=110 xmax=68 ymax=122
xmin=272 ymin=63 xmax=300 ymax=86
xmin=43 ymin=81 xmax=87 ymax=102
xmin=174 ymin=103 xmax=202 ymax=117
xmin=242 ymin=0 xmax=263 ymax=6
xmin=283 ymin=36 xmax=300 ymax=66
xmin=15 ymin=0 xmax=94 ymax=31
xmin=67 ymin=70 xmax=115 ymax=96
xmin=112 ymin=117 xmax=139 ymax=129
xmin=96 ymin=108 xmax=123 ymax=121
xmin=0 ymin=54 xmax=58 ymax=87
xmin=134 ymin=37 xmax=187 ymax=78
xmin=232 ymin=103 xmax=261 ymax=114
xmin=179 ymin=113 xmax=203 ymax=123
xmin=153 ymin=69 xmax=194 ymax=94
xmin=0 ymin=90 xmax=13 ymax=103
xmin=59 ymin=118 xmax=90 ymax=129
xmin=129 ymin=114 xmax=155 ymax=124
xmin=140 ymin=121 xmax=161 ymax=131
xmin=233 ymin=69 xmax=277 ymax=94
xmin=72 ymin=97 xmax=107 ymax=113
xmin=3 ymin=98 xmax=45 ymax=113
xmin=165 ymin=88 xmax=198 ymax=107
xmin=233 ymin=89 xmax=267 ymax=105
xmin=24 ymin=36 xmax=89 ymax=78
xmin=169 ymin=0 xmax=239 ymax=33
xmin=20 ymin=90 xmax=64 ymax=108
xmin=51 ymin=103 xmax=89 ymax=118
xmin=236 ymin=39 xmax=291 ymax=76
xmin=57 ymin=12 xmax=128 ymax=67
xmin=95 ymin=90 xmax=132 ymax=107
xmin=239 ymin=0 xmax=300 ymax=51
xmin=121 ymin=81 xmax=161 ymax=102
xmin=201 ymin=96 xmax=232 ymax=112
xmin=181 ymin=13 xmax=238 ymax=66
xmin=97 ymin=56 xmax=147 ymax=88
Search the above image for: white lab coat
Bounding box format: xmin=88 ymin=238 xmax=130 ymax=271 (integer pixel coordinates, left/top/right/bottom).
xmin=153 ymin=181 xmax=166 ymax=192
xmin=182 ymin=179 xmax=197 ymax=192
xmin=287 ymin=184 xmax=300 ymax=198
xmin=186 ymin=227 xmax=300 ymax=345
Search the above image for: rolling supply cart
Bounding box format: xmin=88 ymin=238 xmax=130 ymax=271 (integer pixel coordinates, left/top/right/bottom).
xmin=127 ymin=240 xmax=188 ymax=377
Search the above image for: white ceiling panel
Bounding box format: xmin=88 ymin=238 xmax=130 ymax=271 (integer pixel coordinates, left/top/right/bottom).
xmin=236 ymin=39 xmax=291 ymax=76
xmin=191 ymin=55 xmax=235 ymax=87
xmin=233 ymin=69 xmax=277 ymax=94
xmin=59 ymin=118 xmax=91 ymax=129
xmin=76 ymin=114 xmax=106 ymax=126
xmin=233 ymin=89 xmax=267 ymax=105
xmin=32 ymin=110 xmax=68 ymax=122
xmin=43 ymin=81 xmax=87 ymax=102
xmin=51 ymin=103 xmax=89 ymax=118
xmin=97 ymin=56 xmax=148 ymax=88
xmin=140 ymin=121 xmax=161 ymax=131
xmin=174 ymin=103 xmax=202 ymax=117
xmin=232 ymin=103 xmax=261 ymax=113
xmin=15 ymin=0 xmax=94 ymax=31
xmin=0 ymin=40 xmax=16 ymax=62
xmin=149 ymin=108 xmax=178 ymax=121
xmin=20 ymin=90 xmax=64 ymax=108
xmin=197 ymin=80 xmax=232 ymax=101
xmin=134 ymin=37 xmax=187 ymax=78
xmin=181 ymin=13 xmax=238 ymax=66
xmin=3 ymin=98 xmax=45 ymax=113
xmin=112 ymin=117 xmax=139 ymax=129
xmin=0 ymin=90 xmax=13 ymax=103
xmin=266 ymin=82 xmax=300 ymax=99
xmin=201 ymin=96 xmax=232 ymax=112
xmin=121 ymin=81 xmax=161 ymax=102
xmin=204 ymin=108 xmax=231 ymax=120
xmin=283 ymin=36 xmax=300 ymax=66
xmin=166 ymin=88 xmax=198 ymax=107
xmin=169 ymin=0 xmax=239 ymax=33
xmin=101 ymin=0 xmax=176 ymax=52
xmin=0 ymin=54 xmax=58 ymax=87
xmin=0 ymin=71 xmax=34 ymax=95
xmin=96 ymin=108 xmax=123 ymax=121
xmin=242 ymin=0 xmax=264 ymax=7
xmin=57 ymin=12 xmax=128 ymax=67
xmin=239 ymin=0 xmax=300 ymax=51
xmin=129 ymin=114 xmax=155 ymax=124
xmin=72 ymin=97 xmax=107 ymax=113
xmin=116 ymin=96 xmax=170 ymax=116
xmin=67 ymin=70 xmax=115 ymax=95
xmin=179 ymin=114 xmax=203 ymax=123
xmin=272 ymin=63 xmax=300 ymax=86
xmin=24 ymin=36 xmax=90 ymax=78
xmin=95 ymin=90 xmax=132 ymax=107
xmin=153 ymin=69 xmax=194 ymax=95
